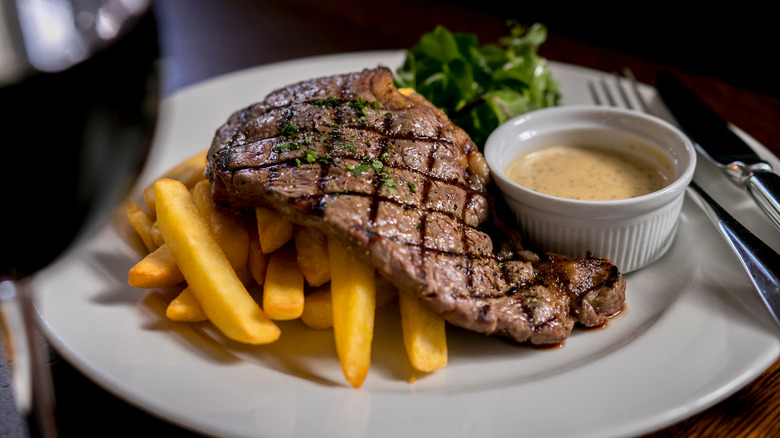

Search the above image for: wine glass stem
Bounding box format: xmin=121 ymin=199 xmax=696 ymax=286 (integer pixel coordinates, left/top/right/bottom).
xmin=1 ymin=279 xmax=59 ymax=437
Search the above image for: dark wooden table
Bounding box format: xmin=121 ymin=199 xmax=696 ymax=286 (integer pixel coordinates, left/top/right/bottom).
xmin=2 ymin=1 xmax=779 ymax=437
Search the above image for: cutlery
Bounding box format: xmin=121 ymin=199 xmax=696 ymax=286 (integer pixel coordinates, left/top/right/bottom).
xmin=589 ymin=70 xmax=780 ymax=329
xmin=655 ymin=71 xmax=780 ymax=231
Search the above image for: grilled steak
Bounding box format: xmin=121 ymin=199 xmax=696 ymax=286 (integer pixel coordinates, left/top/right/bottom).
xmin=205 ymin=66 xmax=625 ymax=345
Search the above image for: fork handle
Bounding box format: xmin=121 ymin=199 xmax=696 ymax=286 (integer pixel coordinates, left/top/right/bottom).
xmin=686 ymin=181 xmax=780 ymax=326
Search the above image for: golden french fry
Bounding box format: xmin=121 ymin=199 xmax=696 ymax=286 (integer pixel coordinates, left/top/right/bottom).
xmin=262 ymin=243 xmax=305 ymax=320
xmin=144 ymin=149 xmax=208 ymax=217
xmin=124 ymin=200 xmax=158 ymax=252
xmin=300 ymin=276 xmax=398 ymax=330
xmin=150 ymin=221 xmax=164 ymax=248
xmin=128 ymin=243 xmax=184 ymax=288
xmin=328 ymin=236 xmax=376 ymax=388
xmin=191 ymin=180 xmax=249 ymax=277
xmin=154 ymin=177 xmax=280 ymax=345
xmin=294 ymin=226 xmax=330 ymax=287
xmin=398 ymin=290 xmax=448 ymax=373
xmin=300 ymin=285 xmax=333 ymax=330
xmin=142 ymin=184 xmax=156 ymax=219
xmin=247 ymin=226 xmax=270 ymax=285
xmin=143 ymin=185 xmax=156 ymax=219
xmin=166 ymin=287 xmax=208 ymax=322
xmin=256 ymin=206 xmax=293 ymax=254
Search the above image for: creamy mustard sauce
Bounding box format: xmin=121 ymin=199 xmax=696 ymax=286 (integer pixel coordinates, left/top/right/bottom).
xmin=505 ymin=144 xmax=674 ymax=201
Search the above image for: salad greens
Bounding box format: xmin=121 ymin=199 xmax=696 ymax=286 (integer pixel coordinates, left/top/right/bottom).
xmin=394 ymin=22 xmax=560 ymax=148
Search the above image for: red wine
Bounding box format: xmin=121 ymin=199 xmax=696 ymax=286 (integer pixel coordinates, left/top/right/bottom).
xmin=0 ymin=7 xmax=160 ymax=278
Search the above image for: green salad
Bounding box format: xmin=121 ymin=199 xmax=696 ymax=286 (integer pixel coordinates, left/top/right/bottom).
xmin=394 ymin=22 xmax=560 ymax=148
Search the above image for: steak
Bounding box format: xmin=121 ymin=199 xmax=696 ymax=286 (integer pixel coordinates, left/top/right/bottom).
xmin=205 ymin=66 xmax=625 ymax=345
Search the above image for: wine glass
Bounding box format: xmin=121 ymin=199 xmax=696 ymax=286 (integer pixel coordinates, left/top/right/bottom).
xmin=0 ymin=0 xmax=161 ymax=436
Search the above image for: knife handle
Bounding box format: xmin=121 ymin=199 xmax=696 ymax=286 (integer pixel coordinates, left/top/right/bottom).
xmin=686 ymin=182 xmax=780 ymax=328
xmin=747 ymin=171 xmax=780 ymax=232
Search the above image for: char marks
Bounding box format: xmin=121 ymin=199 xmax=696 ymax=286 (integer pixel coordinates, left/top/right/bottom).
xmin=205 ymin=67 xmax=626 ymax=345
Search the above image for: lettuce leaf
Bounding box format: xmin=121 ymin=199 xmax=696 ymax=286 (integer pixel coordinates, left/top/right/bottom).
xmin=395 ymin=22 xmax=560 ymax=148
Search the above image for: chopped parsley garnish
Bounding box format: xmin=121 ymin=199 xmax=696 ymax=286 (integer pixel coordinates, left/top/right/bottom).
xmin=311 ymin=97 xmax=382 ymax=117
xmin=348 ymin=98 xmax=381 ymax=123
xmin=304 ymin=149 xmax=317 ymax=163
xmin=318 ymin=153 xmax=333 ymax=165
xmin=274 ymin=142 xmax=302 ymax=152
xmin=347 ymin=159 xmax=398 ymax=197
xmin=408 ymin=182 xmax=417 ymax=193
xmin=338 ymin=142 xmax=356 ymax=152
xmin=345 ymin=98 xmax=371 ymax=111
xmin=349 ymin=162 xmax=372 ymax=177
xmin=281 ymin=123 xmax=299 ymax=137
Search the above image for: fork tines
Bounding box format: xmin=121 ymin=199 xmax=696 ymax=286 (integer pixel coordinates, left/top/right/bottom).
xmin=589 ymin=68 xmax=649 ymax=113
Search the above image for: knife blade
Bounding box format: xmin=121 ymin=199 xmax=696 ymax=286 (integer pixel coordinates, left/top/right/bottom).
xmin=656 ymin=71 xmax=780 ymax=231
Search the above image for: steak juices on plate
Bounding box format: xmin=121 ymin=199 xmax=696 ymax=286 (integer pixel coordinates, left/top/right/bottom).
xmin=205 ymin=67 xmax=625 ymax=345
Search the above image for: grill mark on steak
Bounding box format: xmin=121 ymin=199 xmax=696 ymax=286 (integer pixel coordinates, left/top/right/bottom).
xmin=223 ymin=110 xmax=478 ymax=188
xmin=419 ymin=137 xmax=436 ymax=284
xmin=206 ymin=66 xmax=626 ymax=345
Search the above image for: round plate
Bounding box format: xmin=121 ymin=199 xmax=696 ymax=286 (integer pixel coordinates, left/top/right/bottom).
xmin=35 ymin=51 xmax=780 ymax=438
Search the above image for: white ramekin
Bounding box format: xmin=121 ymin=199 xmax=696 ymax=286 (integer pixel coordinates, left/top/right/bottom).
xmin=483 ymin=105 xmax=696 ymax=273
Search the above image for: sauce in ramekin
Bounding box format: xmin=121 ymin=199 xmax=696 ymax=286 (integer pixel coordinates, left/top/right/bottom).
xmin=504 ymin=143 xmax=674 ymax=201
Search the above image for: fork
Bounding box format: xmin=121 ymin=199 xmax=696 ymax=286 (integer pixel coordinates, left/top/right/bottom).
xmin=590 ymin=69 xmax=780 ymax=328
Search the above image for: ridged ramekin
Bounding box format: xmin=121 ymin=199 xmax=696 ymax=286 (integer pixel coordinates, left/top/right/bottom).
xmin=484 ymin=105 xmax=696 ymax=273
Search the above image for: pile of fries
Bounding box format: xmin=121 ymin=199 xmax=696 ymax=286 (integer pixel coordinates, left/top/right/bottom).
xmin=124 ymin=150 xmax=448 ymax=387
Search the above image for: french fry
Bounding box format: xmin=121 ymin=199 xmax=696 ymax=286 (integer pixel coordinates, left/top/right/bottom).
xmin=247 ymin=224 xmax=270 ymax=285
xmin=142 ymin=185 xmax=156 ymax=219
xmin=191 ymin=180 xmax=250 ymax=281
xmin=126 ymin=150 xmax=457 ymax=382
xmin=256 ymin=206 xmax=293 ymax=254
xmin=262 ymin=242 xmax=305 ymax=320
xmin=398 ymin=290 xmax=448 ymax=373
xmin=144 ymin=149 xmax=208 ymax=217
xmin=300 ymin=285 xmax=333 ymax=330
xmin=166 ymin=287 xmax=208 ymax=322
xmin=128 ymin=244 xmax=184 ymax=288
xmin=328 ymin=237 xmax=376 ymax=388
xmin=301 ymin=276 xmax=398 ymax=330
xmin=124 ymin=200 xmax=158 ymax=252
xmin=154 ymin=177 xmax=280 ymax=345
xmin=150 ymin=221 xmax=165 ymax=248
xmin=294 ymin=226 xmax=330 ymax=287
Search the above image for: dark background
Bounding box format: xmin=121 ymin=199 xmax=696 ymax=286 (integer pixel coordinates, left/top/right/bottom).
xmin=156 ymin=1 xmax=778 ymax=98
xmin=502 ymin=4 xmax=777 ymax=97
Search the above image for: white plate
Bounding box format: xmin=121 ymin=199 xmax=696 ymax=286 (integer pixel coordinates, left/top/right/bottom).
xmin=34 ymin=51 xmax=780 ymax=438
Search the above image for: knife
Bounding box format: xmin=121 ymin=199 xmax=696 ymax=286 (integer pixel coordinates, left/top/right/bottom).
xmin=655 ymin=71 xmax=780 ymax=231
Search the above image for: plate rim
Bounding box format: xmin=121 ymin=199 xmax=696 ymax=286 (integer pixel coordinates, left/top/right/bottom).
xmin=35 ymin=49 xmax=780 ymax=438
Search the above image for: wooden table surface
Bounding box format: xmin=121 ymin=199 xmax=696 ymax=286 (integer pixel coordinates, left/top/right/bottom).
xmin=3 ymin=1 xmax=779 ymax=437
